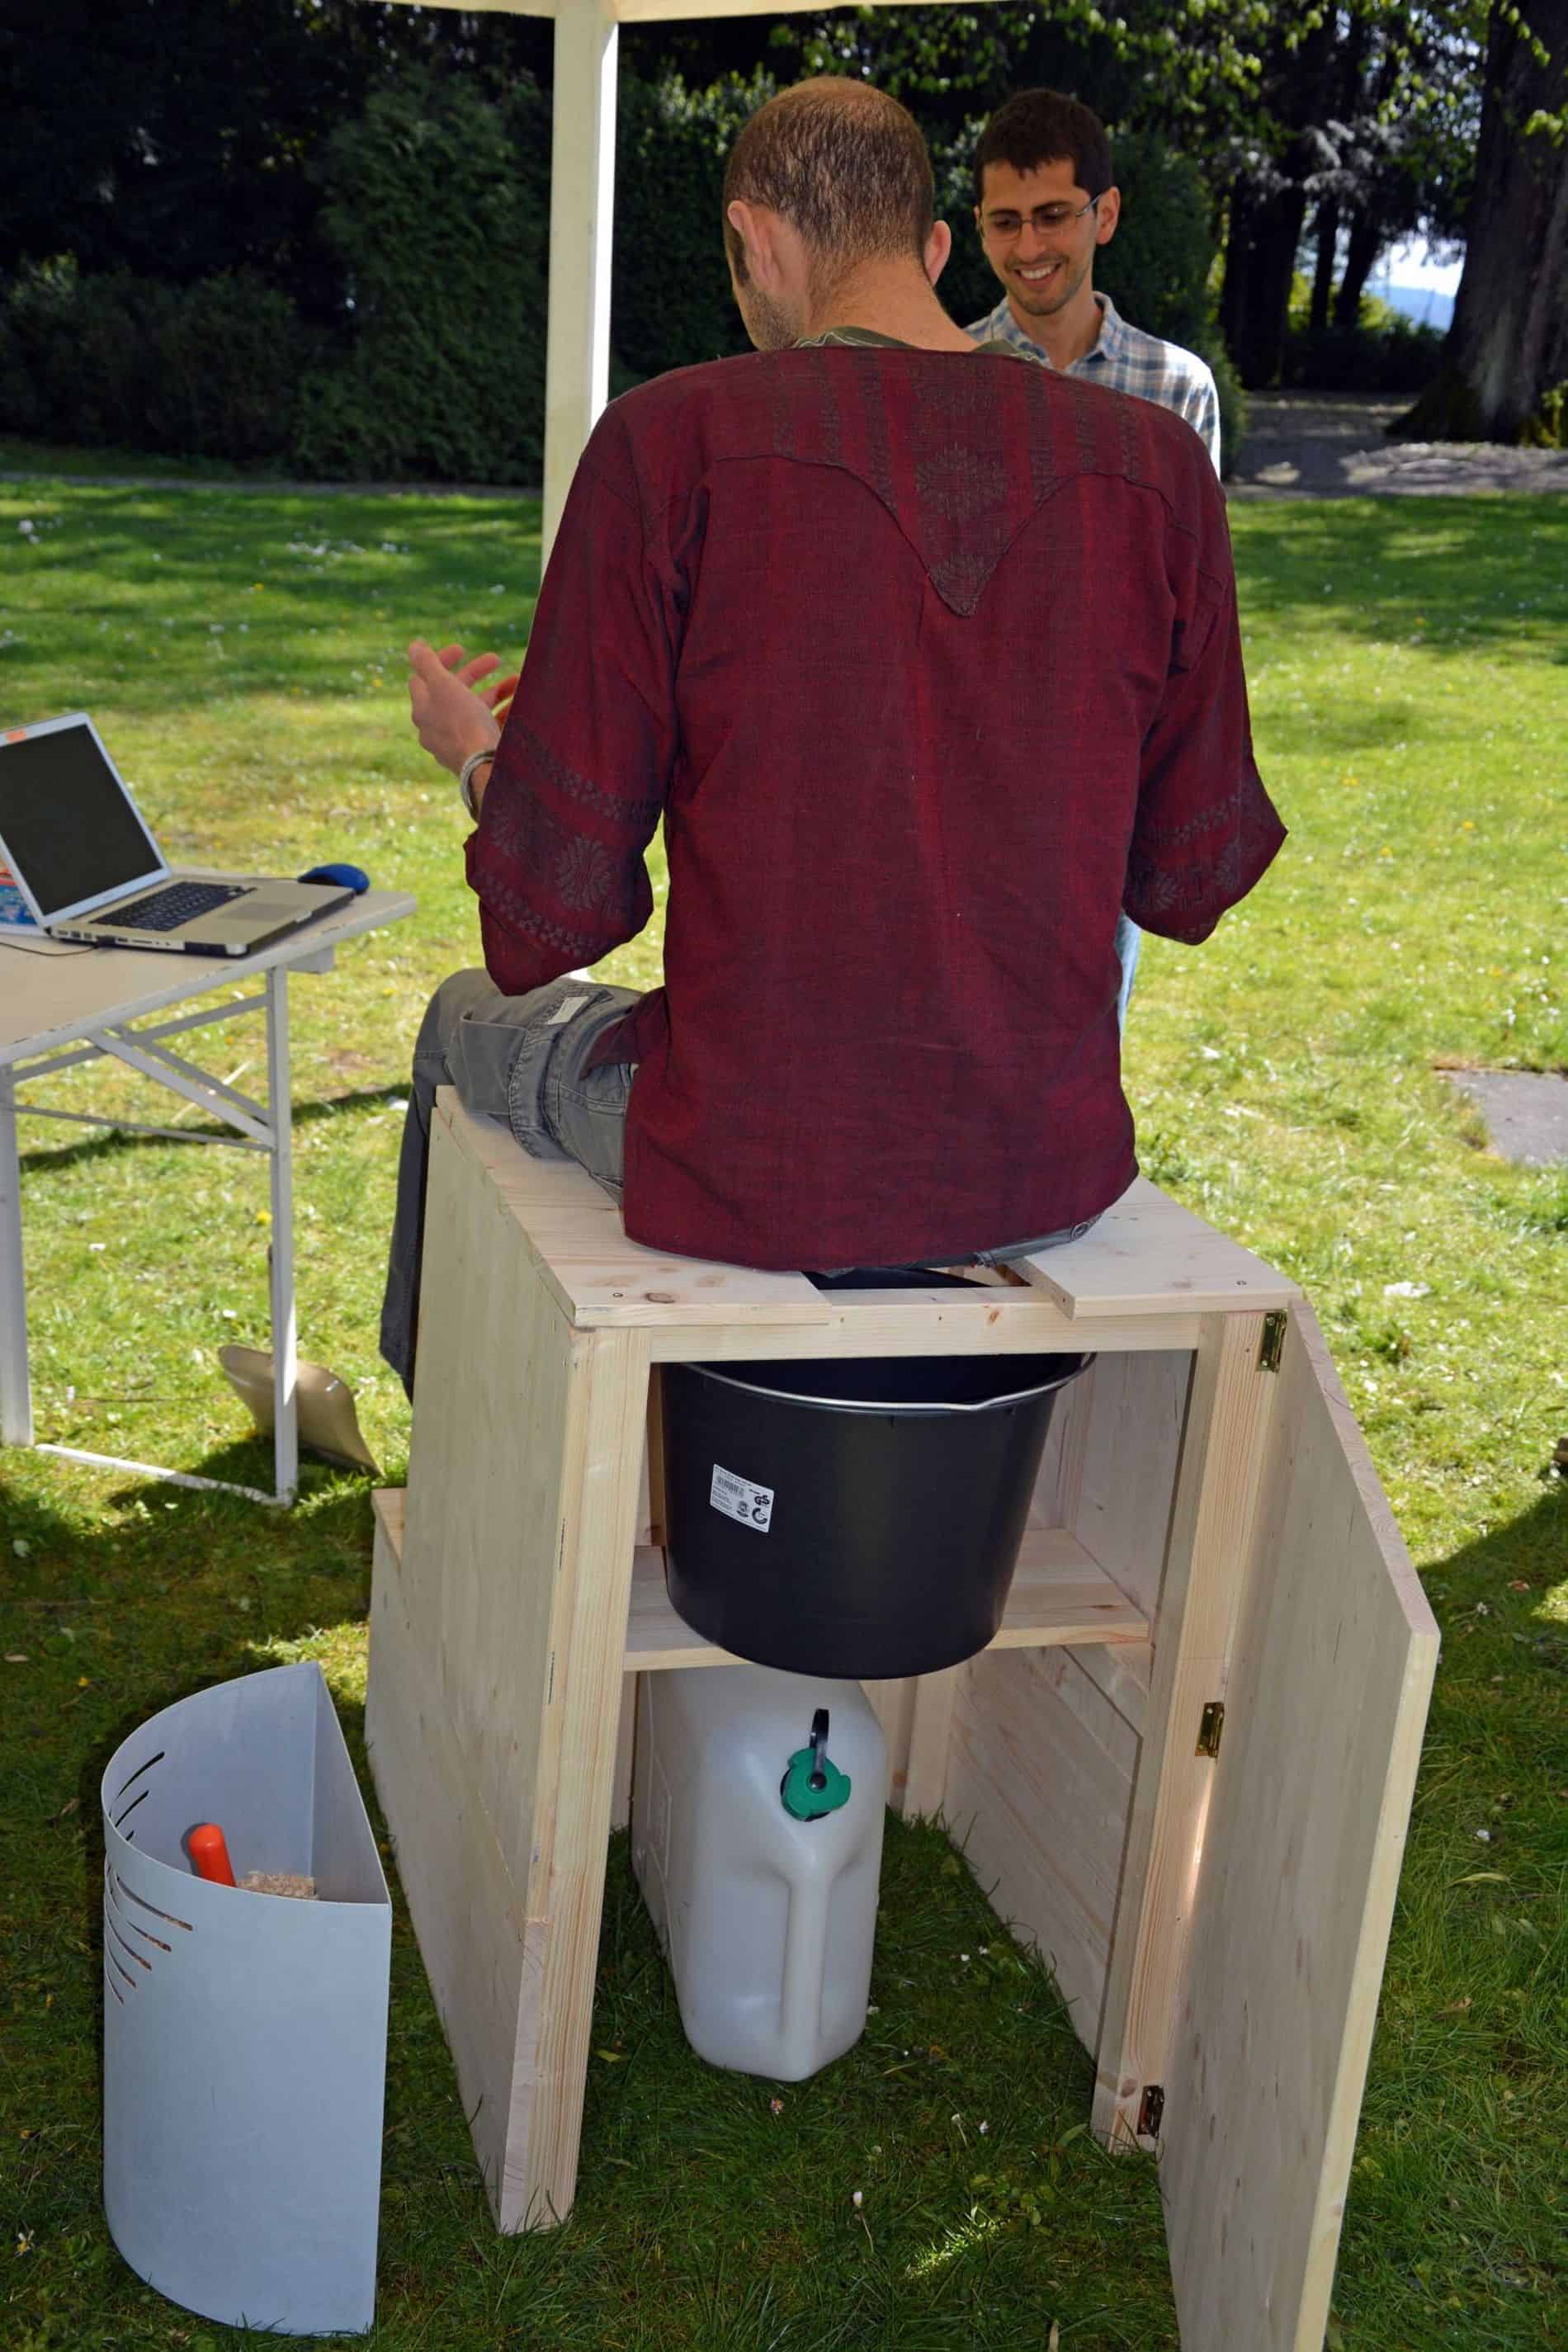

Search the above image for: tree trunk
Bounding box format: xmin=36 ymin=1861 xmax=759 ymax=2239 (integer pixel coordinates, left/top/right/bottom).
xmin=1333 ymin=205 xmax=1383 ymax=328
xmin=1396 ymin=0 xmax=1568 ymax=441
xmin=1310 ymin=201 xmax=1339 ymax=337
xmin=1221 ymin=177 xmax=1311 ymax=386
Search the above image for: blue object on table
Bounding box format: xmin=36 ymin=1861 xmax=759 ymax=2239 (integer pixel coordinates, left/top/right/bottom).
xmin=297 ymin=862 xmax=370 ymax=895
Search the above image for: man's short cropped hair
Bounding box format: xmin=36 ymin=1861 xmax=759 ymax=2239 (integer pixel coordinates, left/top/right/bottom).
xmin=724 ymin=78 xmax=934 ymax=285
xmin=973 ymin=89 xmax=1112 ymax=206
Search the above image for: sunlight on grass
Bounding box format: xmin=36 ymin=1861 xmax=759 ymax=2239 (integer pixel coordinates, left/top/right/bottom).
xmin=247 ymin=1622 xmax=370 ymax=1704
xmin=903 ymin=2208 xmax=1004 ymax=2279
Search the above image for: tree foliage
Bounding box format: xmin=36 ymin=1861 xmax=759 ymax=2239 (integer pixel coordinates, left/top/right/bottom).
xmin=292 ymin=68 xmax=551 ymax=482
xmin=0 ymin=0 xmax=1504 ymax=464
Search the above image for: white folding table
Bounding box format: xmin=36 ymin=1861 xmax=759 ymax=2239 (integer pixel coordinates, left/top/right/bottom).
xmin=0 ymin=889 xmax=416 ymax=1504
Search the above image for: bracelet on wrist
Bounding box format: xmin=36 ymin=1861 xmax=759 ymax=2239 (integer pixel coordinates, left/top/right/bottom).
xmin=458 ymin=748 xmax=495 ymax=820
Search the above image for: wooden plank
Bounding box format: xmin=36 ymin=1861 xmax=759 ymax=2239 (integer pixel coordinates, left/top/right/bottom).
xmin=366 ymin=1490 xmax=546 ymax=2228
xmin=903 ymin=1665 xmax=961 ymax=1817
xmin=371 ymin=1122 xmax=588 ymax=2224
xmin=1029 ymin=1352 xmax=1093 ymax=1528
xmin=609 ymin=1675 xmax=637 ymax=1834
xmin=620 ymin=1528 xmax=1150 ymax=1672
xmin=1092 ymin=1313 xmax=1278 ymax=2148
xmin=375 ymin=1108 xmax=653 ymax=2230
xmin=372 ymin=1485 xmax=404 ymax=1552
xmin=643 ymin=1369 xmax=668 ymax=1546
xmin=1016 ymin=1178 xmax=1299 ymax=1320
xmin=623 ymin=1550 xmax=745 ymax=1669
xmin=946 ymin=1646 xmax=1140 ymax=2056
xmin=1064 ymin=1641 xmax=1151 ymax=1737
xmin=512 ymin=1323 xmax=650 ymax=2227
xmin=434 ymin=1099 xmax=1256 ymax=1353
xmin=399 ymin=1117 xmax=588 ymax=1890
xmin=652 ymin=1308 xmax=1203 ymax=1363
xmin=1162 ymin=1304 xmax=1438 ymax=2352
xmin=990 ymin=1538 xmax=1150 ymax=1647
xmin=436 ymin=1096 xmax=830 ymax=1330
xmin=861 ymin=1676 xmax=917 ymax=1810
xmin=1070 ymin=1350 xmax=1193 ymax=1622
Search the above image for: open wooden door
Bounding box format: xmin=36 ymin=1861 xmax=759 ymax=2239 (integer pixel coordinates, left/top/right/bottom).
xmin=1159 ymin=1302 xmax=1438 ymax=2352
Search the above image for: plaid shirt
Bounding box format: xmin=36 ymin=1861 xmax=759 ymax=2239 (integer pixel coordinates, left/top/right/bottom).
xmin=966 ymin=292 xmax=1222 ymax=475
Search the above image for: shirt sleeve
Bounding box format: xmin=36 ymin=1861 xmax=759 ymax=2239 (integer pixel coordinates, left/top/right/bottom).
xmin=465 ymin=425 xmax=675 ymax=996
xmin=1191 ymin=369 xmax=1223 ymax=477
xmin=1123 ymin=488 xmax=1286 ymax=946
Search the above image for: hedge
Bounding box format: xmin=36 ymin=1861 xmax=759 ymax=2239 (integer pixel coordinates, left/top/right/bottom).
xmin=0 ymin=69 xmax=1240 ymax=476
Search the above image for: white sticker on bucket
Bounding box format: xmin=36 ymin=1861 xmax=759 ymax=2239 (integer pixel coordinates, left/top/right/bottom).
xmin=710 ymin=1462 xmax=774 ymax=1533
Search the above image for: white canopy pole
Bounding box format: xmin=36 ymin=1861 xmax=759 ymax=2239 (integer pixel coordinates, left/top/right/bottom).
xmin=380 ymin=0 xmax=1003 ymax=560
xmin=543 ymin=0 xmax=619 ymax=560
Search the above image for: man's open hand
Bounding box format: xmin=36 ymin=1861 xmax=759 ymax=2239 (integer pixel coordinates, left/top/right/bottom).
xmin=407 ymin=639 xmax=510 ymax=777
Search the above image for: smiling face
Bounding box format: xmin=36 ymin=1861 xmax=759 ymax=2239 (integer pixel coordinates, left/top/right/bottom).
xmin=975 ymin=157 xmax=1119 ymax=342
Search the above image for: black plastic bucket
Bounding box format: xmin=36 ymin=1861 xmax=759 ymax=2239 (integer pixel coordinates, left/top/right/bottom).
xmin=662 ymin=1270 xmax=1091 ymax=1679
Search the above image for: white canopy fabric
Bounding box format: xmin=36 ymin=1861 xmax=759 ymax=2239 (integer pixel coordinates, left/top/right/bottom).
xmin=388 ymin=0 xmax=998 ymax=555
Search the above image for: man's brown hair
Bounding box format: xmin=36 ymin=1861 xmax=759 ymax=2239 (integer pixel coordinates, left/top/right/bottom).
xmin=973 ymin=89 xmax=1112 ymax=207
xmin=723 ymin=78 xmax=934 ymax=288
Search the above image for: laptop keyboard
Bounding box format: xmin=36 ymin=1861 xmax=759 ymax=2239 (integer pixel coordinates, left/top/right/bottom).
xmin=91 ymin=879 xmax=250 ymax=931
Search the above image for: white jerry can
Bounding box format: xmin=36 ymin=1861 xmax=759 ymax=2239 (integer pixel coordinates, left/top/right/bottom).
xmin=631 ymin=1664 xmax=886 ymax=2081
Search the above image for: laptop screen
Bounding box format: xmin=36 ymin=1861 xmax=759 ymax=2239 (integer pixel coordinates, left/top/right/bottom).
xmin=0 ymin=717 xmax=164 ymax=923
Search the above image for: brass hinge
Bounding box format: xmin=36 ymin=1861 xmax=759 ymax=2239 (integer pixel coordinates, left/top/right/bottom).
xmin=1137 ymin=2083 xmax=1165 ymax=2140
xmin=1259 ymin=1310 xmax=1287 ymax=1372
xmin=1196 ymin=1700 xmax=1226 ymax=1758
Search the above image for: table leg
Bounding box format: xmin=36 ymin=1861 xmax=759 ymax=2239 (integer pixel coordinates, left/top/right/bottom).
xmin=0 ymin=1068 xmax=33 ymax=1446
xmin=265 ymin=970 xmax=299 ymax=1504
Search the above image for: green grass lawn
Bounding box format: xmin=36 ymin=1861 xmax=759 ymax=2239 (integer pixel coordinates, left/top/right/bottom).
xmin=1 ymin=468 xmax=1564 ymax=2350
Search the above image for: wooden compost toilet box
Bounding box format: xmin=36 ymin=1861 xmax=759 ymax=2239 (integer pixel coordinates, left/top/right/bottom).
xmin=366 ymin=1092 xmax=1438 ymax=2350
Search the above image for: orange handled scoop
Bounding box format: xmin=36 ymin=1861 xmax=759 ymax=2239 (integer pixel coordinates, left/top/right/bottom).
xmin=187 ymin=1822 xmax=237 ymax=1886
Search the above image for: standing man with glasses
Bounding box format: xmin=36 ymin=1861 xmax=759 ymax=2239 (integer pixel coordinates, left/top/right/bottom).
xmin=967 ymin=89 xmax=1224 ymax=1031
xmin=966 ymin=90 xmax=1221 ymax=468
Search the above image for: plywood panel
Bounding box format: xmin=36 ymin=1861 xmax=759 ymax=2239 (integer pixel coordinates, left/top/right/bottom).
xmin=609 ymin=1674 xmax=637 ymax=1833
xmin=378 ymin=1111 xmax=651 ymax=2230
xmin=1017 ymin=1178 xmax=1299 ymax=1319
xmin=1064 ymin=1641 xmax=1151 ymax=1736
xmin=399 ymin=1110 xmax=581 ymax=1899
xmin=1028 ymin=1352 xmax=1093 ymax=1528
xmin=513 ymin=1323 xmax=649 ymax=2226
xmin=366 ymin=1497 xmax=544 ymax=2219
xmin=655 ymin=1306 xmax=1202 ymax=1364
xmin=945 ymin=1646 xmax=1139 ymax=2055
xmin=1093 ymin=1314 xmax=1278 ymax=2148
xmin=437 ymin=1096 xmax=830 ymax=1330
xmin=862 ymin=1676 xmax=917 ymax=1808
xmin=1070 ymin=1350 xmax=1193 ymax=1622
xmin=1162 ymin=1304 xmax=1438 ymax=2352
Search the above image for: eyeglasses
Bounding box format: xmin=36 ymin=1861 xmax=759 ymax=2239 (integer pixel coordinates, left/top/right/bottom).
xmin=980 ymin=196 xmax=1101 ymax=244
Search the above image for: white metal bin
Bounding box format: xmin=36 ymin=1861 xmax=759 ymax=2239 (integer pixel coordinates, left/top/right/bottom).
xmin=100 ymin=1660 xmax=391 ymax=2336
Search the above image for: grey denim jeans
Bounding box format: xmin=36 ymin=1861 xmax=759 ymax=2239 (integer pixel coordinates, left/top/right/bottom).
xmin=380 ymin=968 xmax=1101 ymax=1393
xmin=380 ymin=971 xmax=640 ymax=1391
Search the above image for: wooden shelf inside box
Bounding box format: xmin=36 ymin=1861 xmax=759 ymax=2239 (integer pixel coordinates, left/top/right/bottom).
xmin=373 ymin=1492 xmax=1145 ymax=1678
xmin=625 ymin=1527 xmax=1148 ymax=1670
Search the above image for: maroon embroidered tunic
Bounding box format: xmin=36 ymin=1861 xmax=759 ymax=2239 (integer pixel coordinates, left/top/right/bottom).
xmin=469 ymin=346 xmax=1284 ymax=1269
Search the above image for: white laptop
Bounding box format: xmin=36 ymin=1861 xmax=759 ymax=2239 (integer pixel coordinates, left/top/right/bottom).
xmin=0 ymin=713 xmax=352 ymax=956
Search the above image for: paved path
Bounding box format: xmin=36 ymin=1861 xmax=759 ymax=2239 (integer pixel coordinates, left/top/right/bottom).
xmin=1226 ymin=393 xmax=1568 ymax=500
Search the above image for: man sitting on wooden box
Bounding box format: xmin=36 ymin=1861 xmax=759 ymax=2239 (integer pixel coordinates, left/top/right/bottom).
xmin=379 ymin=76 xmax=1284 ymax=1396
